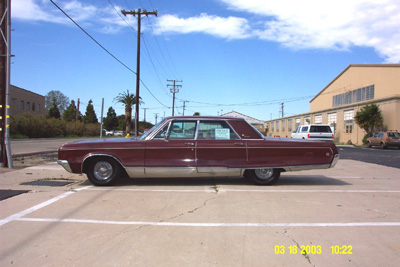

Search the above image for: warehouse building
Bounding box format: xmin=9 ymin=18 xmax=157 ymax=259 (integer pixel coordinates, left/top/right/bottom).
xmin=266 ymin=64 xmax=400 ymax=145
xmin=9 ymin=85 xmax=47 ymax=116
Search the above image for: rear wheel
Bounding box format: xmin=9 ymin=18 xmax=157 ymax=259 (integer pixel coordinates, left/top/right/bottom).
xmin=380 ymin=142 xmax=387 ymax=149
xmin=86 ymin=157 xmax=121 ymax=186
xmin=245 ymin=168 xmax=281 ymax=185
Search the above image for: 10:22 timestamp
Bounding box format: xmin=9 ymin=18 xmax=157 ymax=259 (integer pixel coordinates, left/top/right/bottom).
xmin=274 ymin=245 xmax=352 ymax=255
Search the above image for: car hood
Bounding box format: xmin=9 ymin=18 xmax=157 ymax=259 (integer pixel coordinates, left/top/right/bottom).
xmin=59 ymin=137 xmax=139 ymax=150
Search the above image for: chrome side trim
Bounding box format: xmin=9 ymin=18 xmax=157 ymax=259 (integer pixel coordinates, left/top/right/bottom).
xmin=125 ymin=167 xmax=145 ymax=177
xmin=123 ymin=167 xmax=243 ymax=178
xmin=197 ymin=167 xmax=242 ymax=176
xmin=244 ymin=164 xmax=331 ymax=172
xmin=57 ymin=160 xmax=73 ymax=173
xmin=330 ymin=154 xmax=340 ymax=168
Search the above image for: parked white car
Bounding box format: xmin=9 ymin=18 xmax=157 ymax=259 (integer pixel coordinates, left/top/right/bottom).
xmin=292 ymin=124 xmax=334 ymax=141
xmin=104 ymin=129 xmax=114 ymax=136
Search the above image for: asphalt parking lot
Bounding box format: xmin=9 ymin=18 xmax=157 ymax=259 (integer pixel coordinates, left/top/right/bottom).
xmin=1 ymin=150 xmax=400 ymax=266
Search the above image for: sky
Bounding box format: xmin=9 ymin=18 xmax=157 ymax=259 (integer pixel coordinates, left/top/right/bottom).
xmin=10 ymin=0 xmax=400 ymax=124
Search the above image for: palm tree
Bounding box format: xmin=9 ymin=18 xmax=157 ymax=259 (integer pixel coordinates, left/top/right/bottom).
xmin=114 ymin=90 xmax=143 ymax=133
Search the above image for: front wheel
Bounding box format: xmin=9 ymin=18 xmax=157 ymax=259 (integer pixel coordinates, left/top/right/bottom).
xmin=86 ymin=157 xmax=121 ymax=186
xmin=245 ymin=168 xmax=281 ymax=185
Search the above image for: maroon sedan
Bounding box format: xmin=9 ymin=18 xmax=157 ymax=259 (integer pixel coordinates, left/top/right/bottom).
xmin=58 ymin=116 xmax=339 ymax=186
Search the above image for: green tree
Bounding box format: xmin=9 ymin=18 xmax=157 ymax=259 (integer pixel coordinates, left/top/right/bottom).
xmin=355 ymin=104 xmax=383 ymax=137
xmin=103 ymin=107 xmax=119 ymax=130
xmin=45 ymin=90 xmax=69 ymax=114
xmin=114 ymin=90 xmax=143 ymax=133
xmin=62 ymin=100 xmax=77 ymax=122
xmin=48 ymin=99 xmax=61 ymax=119
xmin=117 ymin=115 xmax=126 ymax=131
xmin=83 ymin=100 xmax=98 ymax=124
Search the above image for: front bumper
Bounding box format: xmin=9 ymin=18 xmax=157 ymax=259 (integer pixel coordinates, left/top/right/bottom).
xmin=57 ymin=160 xmax=73 ymax=173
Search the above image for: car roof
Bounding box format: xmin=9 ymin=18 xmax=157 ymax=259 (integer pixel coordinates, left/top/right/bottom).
xmin=164 ymin=116 xmax=246 ymax=121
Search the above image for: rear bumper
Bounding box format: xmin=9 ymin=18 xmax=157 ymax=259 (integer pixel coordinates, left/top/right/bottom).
xmin=57 ymin=160 xmax=73 ymax=173
xmin=330 ymin=154 xmax=340 ymax=168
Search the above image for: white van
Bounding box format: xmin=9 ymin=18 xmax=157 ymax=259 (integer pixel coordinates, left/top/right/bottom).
xmin=291 ymin=124 xmax=334 ymax=141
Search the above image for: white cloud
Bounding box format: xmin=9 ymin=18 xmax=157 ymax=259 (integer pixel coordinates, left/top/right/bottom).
xmin=156 ymin=13 xmax=251 ymax=40
xmin=220 ymin=0 xmax=400 ymax=62
xmin=12 ymin=0 xmax=127 ymax=33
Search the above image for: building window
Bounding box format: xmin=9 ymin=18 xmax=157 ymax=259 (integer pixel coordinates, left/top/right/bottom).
xmin=276 ymin=121 xmax=280 ymax=132
xmin=282 ymin=119 xmax=286 ymax=132
xmin=37 ymin=104 xmax=41 ymax=112
xmin=271 ymin=122 xmax=275 ymax=132
xmin=288 ymin=119 xmax=293 ymax=132
xmin=27 ymin=102 xmax=30 ymax=111
xmin=20 ymin=101 xmax=24 ymax=111
xmin=314 ymin=115 xmax=322 ymax=124
xmin=32 ymin=103 xmax=36 ymax=112
xmin=344 ymin=110 xmax=354 ymax=133
xmin=304 ymin=116 xmax=310 ymax=125
xmin=328 ymin=113 xmax=337 ymax=127
xmin=333 ymin=85 xmax=374 ymax=107
xmin=295 ymin=118 xmax=300 ymax=128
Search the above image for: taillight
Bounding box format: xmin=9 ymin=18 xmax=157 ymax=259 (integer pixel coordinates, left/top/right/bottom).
xmin=308 ymin=134 xmax=310 ymax=138
xmin=331 ymin=134 xmax=334 ymax=138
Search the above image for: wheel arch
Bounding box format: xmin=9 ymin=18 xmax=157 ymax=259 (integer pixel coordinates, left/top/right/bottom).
xmin=82 ymin=154 xmax=127 ymax=176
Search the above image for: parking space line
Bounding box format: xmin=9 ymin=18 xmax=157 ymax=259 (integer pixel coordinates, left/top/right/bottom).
xmin=86 ymin=188 xmax=217 ymax=193
xmin=0 ymin=186 xmax=92 ymax=227
xmin=15 ymin=217 xmax=400 ymax=227
xmin=86 ymin=188 xmax=400 ymax=193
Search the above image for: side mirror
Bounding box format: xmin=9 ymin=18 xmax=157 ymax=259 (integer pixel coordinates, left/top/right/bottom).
xmin=164 ymin=131 xmax=170 ymax=142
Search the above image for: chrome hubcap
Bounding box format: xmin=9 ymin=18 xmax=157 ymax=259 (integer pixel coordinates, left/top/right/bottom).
xmin=255 ymin=168 xmax=274 ymax=180
xmin=94 ymin=161 xmax=113 ymax=181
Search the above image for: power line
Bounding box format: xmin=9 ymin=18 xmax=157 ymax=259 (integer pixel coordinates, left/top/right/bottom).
xmin=50 ymin=0 xmax=136 ymax=75
xmin=51 ymin=0 xmax=169 ymax=111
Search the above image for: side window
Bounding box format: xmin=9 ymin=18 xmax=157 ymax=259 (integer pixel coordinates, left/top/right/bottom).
xmin=168 ymin=121 xmax=197 ymax=140
xmin=154 ymin=123 xmax=169 ymax=139
xmin=378 ymin=133 xmax=384 ymax=138
xmin=197 ymin=121 xmax=239 ymax=140
xmin=301 ymin=126 xmax=309 ymax=132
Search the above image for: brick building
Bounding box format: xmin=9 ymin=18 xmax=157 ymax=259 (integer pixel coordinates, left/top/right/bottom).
xmin=9 ymin=85 xmax=47 ymax=116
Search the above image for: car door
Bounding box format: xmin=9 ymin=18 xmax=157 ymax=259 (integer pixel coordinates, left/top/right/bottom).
xmin=145 ymin=120 xmax=197 ymax=177
xmin=196 ymin=120 xmax=246 ymax=176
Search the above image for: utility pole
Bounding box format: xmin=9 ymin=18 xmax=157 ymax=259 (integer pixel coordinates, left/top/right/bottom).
xmin=0 ymin=0 xmax=13 ymax=168
xmin=75 ymin=98 xmax=80 ymax=122
xmin=142 ymin=108 xmax=148 ymax=122
xmin=167 ymin=80 xmax=182 ymax=116
xmin=181 ymin=100 xmax=186 ymax=116
xmin=121 ymin=8 xmax=157 ymax=137
xmin=280 ymin=102 xmax=284 ymax=118
xmin=154 ymin=113 xmax=159 ymax=124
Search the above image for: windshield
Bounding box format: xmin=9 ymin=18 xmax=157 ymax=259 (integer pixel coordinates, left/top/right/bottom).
xmin=139 ymin=119 xmax=166 ymax=140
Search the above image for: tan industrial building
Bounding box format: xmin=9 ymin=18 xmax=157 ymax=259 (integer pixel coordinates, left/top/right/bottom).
xmin=9 ymin=85 xmax=47 ymax=116
xmin=266 ymin=64 xmax=400 ymax=145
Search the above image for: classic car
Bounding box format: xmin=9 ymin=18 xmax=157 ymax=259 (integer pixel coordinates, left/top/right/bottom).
xmin=58 ymin=116 xmax=339 ymax=186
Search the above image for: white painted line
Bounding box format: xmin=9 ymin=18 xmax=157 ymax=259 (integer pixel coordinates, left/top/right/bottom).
xmin=16 ymin=218 xmax=400 ymax=227
xmin=328 ymin=176 xmax=362 ymax=179
xmin=86 ymin=188 xmax=400 ymax=193
xmin=0 ymin=186 xmax=92 ymax=227
xmin=86 ymin=188 xmax=217 ymax=193
xmin=223 ymin=189 xmax=400 ymax=193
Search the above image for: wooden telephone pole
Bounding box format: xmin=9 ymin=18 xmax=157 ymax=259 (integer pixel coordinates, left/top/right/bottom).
xmin=121 ymin=8 xmax=157 ymax=137
xmin=167 ymin=80 xmax=182 ymax=116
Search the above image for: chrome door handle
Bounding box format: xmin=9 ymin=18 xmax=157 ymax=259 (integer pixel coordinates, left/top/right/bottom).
xmin=185 ymin=142 xmax=195 ymax=146
xmin=234 ymin=142 xmax=244 ymax=146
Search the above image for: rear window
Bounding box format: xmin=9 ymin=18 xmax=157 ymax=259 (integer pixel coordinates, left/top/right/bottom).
xmin=388 ymin=132 xmax=400 ymax=138
xmin=310 ymin=126 xmax=332 ymax=133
